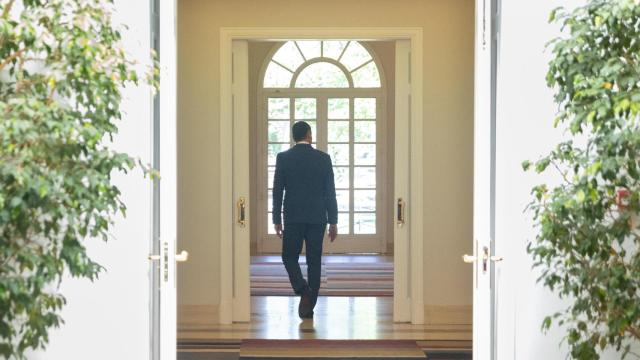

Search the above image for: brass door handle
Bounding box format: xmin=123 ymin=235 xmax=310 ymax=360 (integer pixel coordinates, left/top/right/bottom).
xmin=462 ymin=254 xmax=476 ymax=263
xmin=237 ymin=197 xmax=246 ymax=227
xmin=397 ymin=198 xmax=406 ymax=227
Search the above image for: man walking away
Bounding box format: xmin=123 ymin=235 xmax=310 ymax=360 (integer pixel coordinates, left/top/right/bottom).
xmin=272 ymin=121 xmax=338 ymax=319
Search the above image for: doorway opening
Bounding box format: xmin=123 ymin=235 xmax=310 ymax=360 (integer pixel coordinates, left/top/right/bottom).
xmin=246 ymin=39 xmax=395 ymax=336
xmin=250 ymin=40 xmax=394 ymax=302
xmin=219 ymin=28 xmax=425 ymax=330
xmin=176 ymin=25 xmax=472 ymax=359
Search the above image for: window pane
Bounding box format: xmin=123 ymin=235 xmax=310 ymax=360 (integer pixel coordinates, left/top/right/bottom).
xmin=268 ymin=190 xmax=273 ymax=210
xmin=307 ymin=121 xmax=317 ymax=139
xmin=328 ymin=121 xmax=349 ymax=142
xmin=336 ymin=190 xmax=350 ymax=211
xmin=338 ymin=212 xmax=350 ymax=235
xmin=268 ymin=121 xmax=289 ymax=142
xmin=352 ymin=61 xmax=381 ymax=88
xmin=264 ymin=61 xmax=293 ymax=88
xmin=268 ymin=166 xmax=275 ymax=188
xmin=268 ymin=213 xmax=276 ymax=234
xmin=328 ymin=144 xmax=349 ymax=165
xmin=354 ymin=121 xmax=376 ymax=142
xmin=268 ymin=98 xmax=290 ymax=119
xmin=354 ymin=190 xmax=376 ymax=211
xmin=296 ymin=40 xmax=321 ymax=60
xmin=268 ymin=143 xmax=290 ymax=165
xmin=354 ymin=167 xmax=375 ymax=188
xmin=328 ymin=98 xmax=349 ymax=119
xmin=333 ymin=167 xmax=349 ymax=189
xmin=295 ymin=98 xmax=316 ymax=119
xmin=340 ymin=41 xmax=373 ymax=71
xmin=354 ymin=213 xmax=376 ymax=234
xmin=323 ymin=40 xmax=349 ymax=60
xmin=354 ymin=144 xmax=375 ymax=165
xmin=354 ymin=98 xmax=376 ymax=119
xmin=272 ymin=41 xmax=305 ymax=71
xmin=295 ymin=62 xmax=349 ymax=88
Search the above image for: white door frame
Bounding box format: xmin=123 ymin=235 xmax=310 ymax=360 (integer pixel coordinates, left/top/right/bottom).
xmin=219 ymin=27 xmax=424 ymax=325
xmin=471 ymin=0 xmax=498 ymax=358
xmin=254 ymin=41 xmax=389 ymax=255
xmin=158 ymin=0 xmax=178 ymax=358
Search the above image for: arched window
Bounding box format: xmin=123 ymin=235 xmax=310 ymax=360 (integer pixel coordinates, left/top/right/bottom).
xmin=263 ymin=41 xmax=381 ymax=88
xmin=259 ymin=41 xmax=386 ymax=253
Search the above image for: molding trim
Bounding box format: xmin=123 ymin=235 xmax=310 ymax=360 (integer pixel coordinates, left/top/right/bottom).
xmin=424 ymin=305 xmax=472 ymax=326
xmin=178 ymin=305 xmax=220 ymax=327
xmin=220 ymin=26 xmax=424 ymax=325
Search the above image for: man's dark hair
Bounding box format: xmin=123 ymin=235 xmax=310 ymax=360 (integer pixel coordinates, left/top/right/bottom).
xmin=292 ymin=121 xmax=311 ymax=142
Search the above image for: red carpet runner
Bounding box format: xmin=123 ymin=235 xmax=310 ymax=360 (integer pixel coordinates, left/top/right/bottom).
xmin=239 ymin=339 xmax=426 ymax=359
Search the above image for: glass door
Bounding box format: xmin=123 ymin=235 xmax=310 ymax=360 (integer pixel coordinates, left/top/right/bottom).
xmin=263 ymin=94 xmax=384 ymax=254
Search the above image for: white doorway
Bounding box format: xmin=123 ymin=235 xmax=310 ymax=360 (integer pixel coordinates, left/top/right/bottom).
xmin=218 ymin=28 xmax=425 ymax=325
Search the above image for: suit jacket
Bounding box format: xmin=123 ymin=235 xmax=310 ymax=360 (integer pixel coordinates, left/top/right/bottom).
xmin=272 ymin=143 xmax=338 ymax=225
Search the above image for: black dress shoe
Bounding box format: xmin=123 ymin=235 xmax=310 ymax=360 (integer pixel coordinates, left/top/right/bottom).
xmin=298 ymin=289 xmax=313 ymax=318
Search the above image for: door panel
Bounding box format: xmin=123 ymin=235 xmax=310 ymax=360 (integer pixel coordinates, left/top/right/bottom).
xmin=472 ymin=0 xmax=497 ymax=358
xmin=232 ymin=40 xmax=251 ymax=322
xmin=393 ymin=40 xmax=411 ymax=322
xmin=260 ymin=94 xmax=385 ymax=254
xmin=159 ymin=0 xmax=178 ymax=358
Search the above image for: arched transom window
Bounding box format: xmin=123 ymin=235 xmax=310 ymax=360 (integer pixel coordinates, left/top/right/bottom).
xmin=263 ymin=40 xmax=382 ymax=88
xmin=259 ymin=40 xmax=386 ymax=254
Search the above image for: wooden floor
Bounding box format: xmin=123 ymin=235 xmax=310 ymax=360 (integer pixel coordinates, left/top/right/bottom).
xmin=179 ymin=296 xmax=471 ymax=344
xmin=252 ymin=255 xmax=394 ymax=264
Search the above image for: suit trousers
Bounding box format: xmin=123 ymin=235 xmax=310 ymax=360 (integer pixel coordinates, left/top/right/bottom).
xmin=281 ymin=223 xmax=326 ymax=296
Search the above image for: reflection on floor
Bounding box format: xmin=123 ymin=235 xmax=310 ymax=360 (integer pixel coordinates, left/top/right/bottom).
xmin=179 ymin=296 xmax=471 ymax=358
xmin=180 ymin=296 xmax=470 ymax=341
xmin=251 ymin=255 xmax=393 ymax=296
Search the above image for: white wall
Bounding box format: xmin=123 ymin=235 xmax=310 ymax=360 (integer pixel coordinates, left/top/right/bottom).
xmin=27 ymin=1 xmax=153 ymax=359
xmin=495 ymin=0 xmax=638 ymax=358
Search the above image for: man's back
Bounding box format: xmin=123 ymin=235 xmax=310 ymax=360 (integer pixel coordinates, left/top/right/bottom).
xmin=272 ymin=144 xmax=338 ymax=225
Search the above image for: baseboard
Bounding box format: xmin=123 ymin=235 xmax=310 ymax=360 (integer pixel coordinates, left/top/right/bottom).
xmin=178 ymin=305 xmax=219 ymax=327
xmin=424 ymin=305 xmax=472 ymax=325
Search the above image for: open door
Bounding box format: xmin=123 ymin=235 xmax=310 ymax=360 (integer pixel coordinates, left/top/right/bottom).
xmin=393 ymin=39 xmax=411 ymax=323
xmin=468 ymin=0 xmax=500 ymax=358
xmin=232 ymin=40 xmax=251 ymax=322
xmin=152 ymin=0 xmax=180 ymax=358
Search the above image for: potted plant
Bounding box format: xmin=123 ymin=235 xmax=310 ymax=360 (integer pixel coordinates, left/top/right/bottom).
xmin=524 ymin=0 xmax=640 ymax=358
xmin=0 ymin=0 xmax=156 ymax=358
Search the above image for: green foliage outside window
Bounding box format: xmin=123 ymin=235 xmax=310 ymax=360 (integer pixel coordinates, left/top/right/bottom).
xmin=0 ymin=0 xmax=157 ymax=358
xmin=524 ymin=0 xmax=640 ymax=358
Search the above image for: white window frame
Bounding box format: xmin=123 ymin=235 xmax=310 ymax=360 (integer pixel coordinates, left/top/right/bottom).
xmin=257 ymin=41 xmax=388 ymax=254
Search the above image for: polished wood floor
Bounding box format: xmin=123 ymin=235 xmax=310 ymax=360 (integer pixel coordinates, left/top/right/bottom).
xmin=252 ymin=255 xmax=394 ymax=264
xmin=178 ymin=296 xmax=471 ymax=343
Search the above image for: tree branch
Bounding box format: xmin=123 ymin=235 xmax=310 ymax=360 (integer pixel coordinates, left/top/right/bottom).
xmin=0 ymin=48 xmax=25 ymax=71
xmin=1 ymin=0 xmax=16 ymax=19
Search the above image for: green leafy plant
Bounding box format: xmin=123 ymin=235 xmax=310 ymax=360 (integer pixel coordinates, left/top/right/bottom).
xmin=523 ymin=0 xmax=640 ymax=358
xmin=0 ymin=0 xmax=157 ymax=358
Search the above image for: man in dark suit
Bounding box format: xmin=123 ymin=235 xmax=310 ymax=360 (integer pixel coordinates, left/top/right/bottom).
xmin=272 ymin=121 xmax=338 ymax=319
